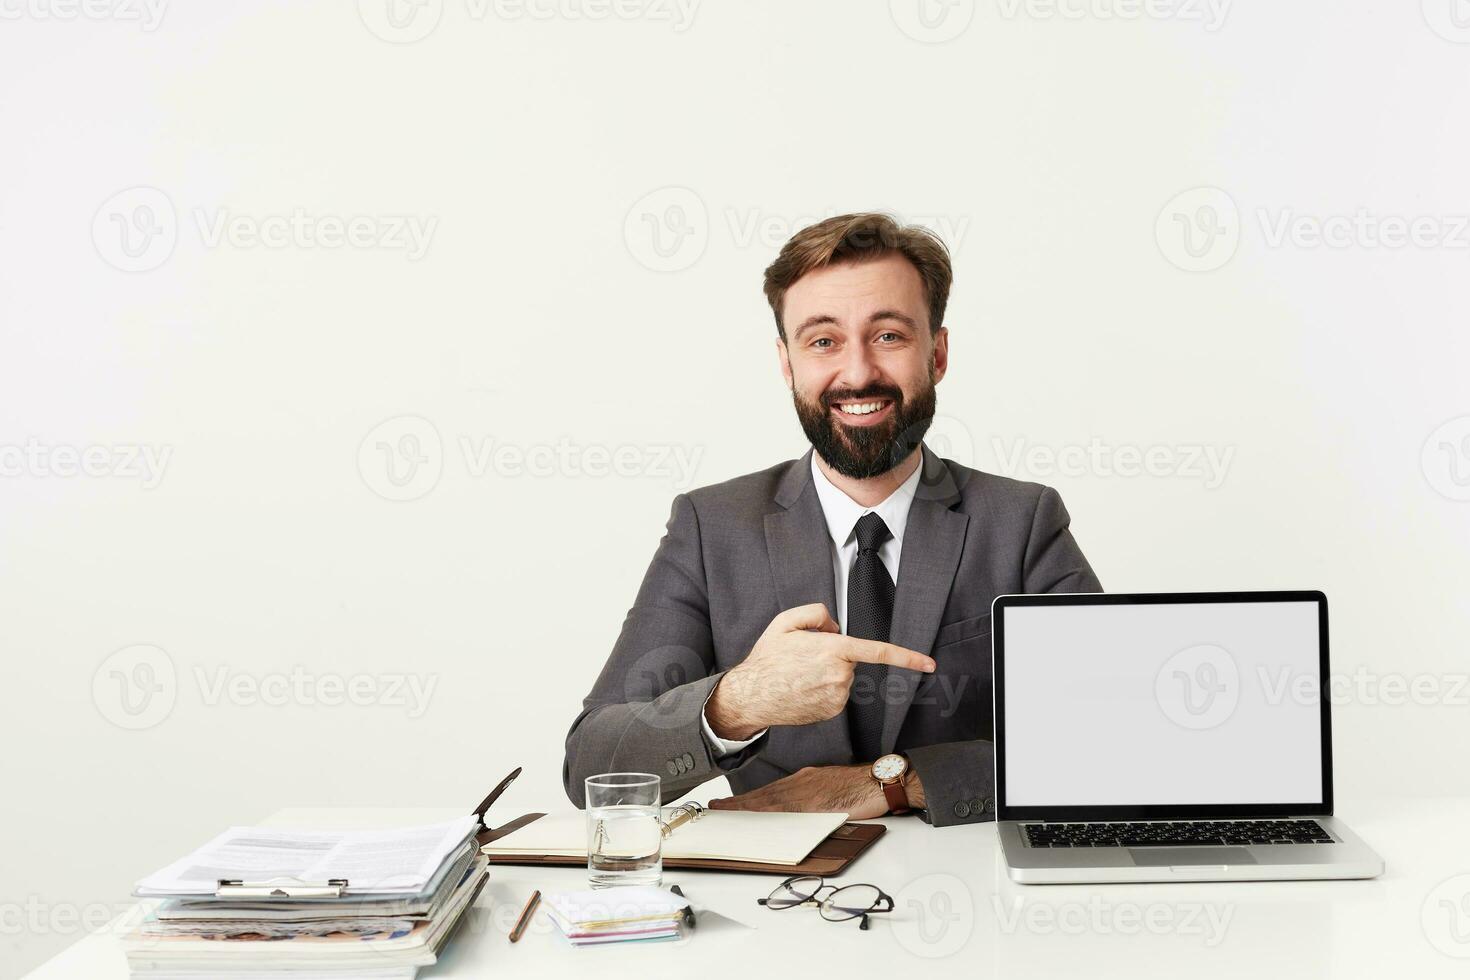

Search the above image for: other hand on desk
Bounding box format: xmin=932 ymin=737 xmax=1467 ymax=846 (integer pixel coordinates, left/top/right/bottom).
xmin=707 ymin=764 xmax=925 ymax=820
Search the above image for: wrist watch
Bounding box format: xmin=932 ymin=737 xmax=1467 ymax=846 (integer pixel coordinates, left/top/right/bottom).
xmin=870 ymin=753 xmax=911 ymax=814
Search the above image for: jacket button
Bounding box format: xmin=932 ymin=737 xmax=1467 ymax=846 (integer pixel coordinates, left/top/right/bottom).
xmin=667 ymin=761 xmax=679 ymax=776
xmin=681 ymin=752 xmax=695 ymax=769
xmin=953 ymin=800 xmax=971 ymax=818
xmin=984 ymin=797 xmax=995 ymax=813
xmin=971 ymin=797 xmax=984 ymax=814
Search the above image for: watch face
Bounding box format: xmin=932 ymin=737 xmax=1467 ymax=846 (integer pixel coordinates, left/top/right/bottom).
xmin=872 ymin=754 xmax=906 ymax=780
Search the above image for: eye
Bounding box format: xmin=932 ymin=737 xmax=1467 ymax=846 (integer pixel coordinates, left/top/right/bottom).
xmin=811 ymin=337 xmax=835 ymax=349
xmin=877 ymin=332 xmax=900 ymax=343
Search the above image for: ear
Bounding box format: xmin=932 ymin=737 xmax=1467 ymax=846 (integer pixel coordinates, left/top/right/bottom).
xmin=931 ymin=326 xmax=949 ymax=384
xmin=776 ymin=336 xmax=794 ymax=391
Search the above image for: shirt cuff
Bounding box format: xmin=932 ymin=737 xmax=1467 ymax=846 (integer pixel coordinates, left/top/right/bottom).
xmin=699 ymin=698 xmax=766 ymax=758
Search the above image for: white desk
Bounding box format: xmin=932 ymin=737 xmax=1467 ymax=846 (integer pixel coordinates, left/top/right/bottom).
xmin=28 ymin=797 xmax=1470 ymax=979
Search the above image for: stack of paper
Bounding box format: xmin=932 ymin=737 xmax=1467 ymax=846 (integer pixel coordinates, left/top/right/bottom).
xmin=544 ymin=886 xmax=690 ymax=947
xmin=122 ymin=816 xmax=487 ymax=979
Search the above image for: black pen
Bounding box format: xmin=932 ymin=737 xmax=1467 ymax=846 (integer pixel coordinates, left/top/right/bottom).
xmin=670 ymin=884 xmax=696 ymax=928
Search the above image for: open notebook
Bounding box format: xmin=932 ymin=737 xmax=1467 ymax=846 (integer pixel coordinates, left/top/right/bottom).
xmin=481 ymin=809 xmax=849 ymax=866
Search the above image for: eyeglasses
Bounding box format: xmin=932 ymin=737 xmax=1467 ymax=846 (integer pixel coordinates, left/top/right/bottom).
xmin=756 ymin=875 xmax=895 ymax=930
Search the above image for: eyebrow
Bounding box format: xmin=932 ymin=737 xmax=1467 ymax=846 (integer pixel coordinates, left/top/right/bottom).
xmin=791 ymin=309 xmax=919 ymax=341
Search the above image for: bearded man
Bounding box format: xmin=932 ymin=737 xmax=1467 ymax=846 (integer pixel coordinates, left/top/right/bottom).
xmin=563 ymin=212 xmax=1101 ymax=826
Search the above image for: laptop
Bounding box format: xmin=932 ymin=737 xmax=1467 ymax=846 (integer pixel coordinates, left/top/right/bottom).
xmin=993 ymin=591 xmax=1384 ymax=884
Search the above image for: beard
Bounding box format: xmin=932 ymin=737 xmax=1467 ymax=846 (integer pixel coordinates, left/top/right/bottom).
xmin=793 ymin=372 xmax=937 ymax=480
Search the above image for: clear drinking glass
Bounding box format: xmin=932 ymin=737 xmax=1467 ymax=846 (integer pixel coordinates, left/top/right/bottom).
xmin=584 ymin=773 xmax=663 ymax=888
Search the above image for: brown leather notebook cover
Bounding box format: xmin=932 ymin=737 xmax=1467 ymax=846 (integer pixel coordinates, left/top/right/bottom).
xmin=468 ymin=769 xmax=886 ymax=877
xmin=481 ymin=814 xmax=885 ymax=877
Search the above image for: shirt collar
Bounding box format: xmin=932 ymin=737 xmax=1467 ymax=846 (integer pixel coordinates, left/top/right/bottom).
xmin=809 ymin=451 xmax=924 ymax=550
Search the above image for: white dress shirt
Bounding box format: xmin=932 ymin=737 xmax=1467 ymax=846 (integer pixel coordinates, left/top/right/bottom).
xmin=701 ymin=454 xmax=924 ymax=756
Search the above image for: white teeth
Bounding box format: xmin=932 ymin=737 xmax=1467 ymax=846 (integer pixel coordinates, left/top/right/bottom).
xmin=837 ymin=401 xmax=887 ymax=415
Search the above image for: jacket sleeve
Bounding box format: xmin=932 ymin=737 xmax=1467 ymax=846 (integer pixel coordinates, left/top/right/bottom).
xmin=562 ymin=493 xmax=767 ymax=807
xmin=908 ymin=486 xmax=1102 ymax=827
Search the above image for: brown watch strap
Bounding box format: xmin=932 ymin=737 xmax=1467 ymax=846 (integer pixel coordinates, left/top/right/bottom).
xmin=882 ymin=778 xmax=910 ymax=814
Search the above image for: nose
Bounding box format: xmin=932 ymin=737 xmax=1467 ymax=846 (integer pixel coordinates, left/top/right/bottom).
xmin=833 ymin=344 xmax=884 ymax=392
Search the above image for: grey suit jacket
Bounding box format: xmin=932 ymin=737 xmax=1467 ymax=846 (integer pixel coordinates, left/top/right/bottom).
xmin=562 ymin=445 xmax=1102 ymax=827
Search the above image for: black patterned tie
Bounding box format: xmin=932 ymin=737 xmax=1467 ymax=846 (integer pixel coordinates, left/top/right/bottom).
xmin=846 ymin=512 xmax=894 ymax=762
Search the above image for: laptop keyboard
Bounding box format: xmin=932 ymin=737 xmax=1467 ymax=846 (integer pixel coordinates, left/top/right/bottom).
xmin=1023 ymin=819 xmax=1334 ymax=848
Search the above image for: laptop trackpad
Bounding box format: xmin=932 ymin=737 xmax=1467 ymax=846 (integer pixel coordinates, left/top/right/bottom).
xmin=1128 ymin=847 xmax=1257 ymax=867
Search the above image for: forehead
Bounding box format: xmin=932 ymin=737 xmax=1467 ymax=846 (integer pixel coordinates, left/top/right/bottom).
xmin=783 ymin=253 xmax=927 ymax=329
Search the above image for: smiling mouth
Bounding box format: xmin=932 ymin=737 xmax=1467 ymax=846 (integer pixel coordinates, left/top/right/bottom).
xmin=831 ymin=399 xmax=893 ymax=417
xmin=827 ymin=398 xmax=896 ymax=428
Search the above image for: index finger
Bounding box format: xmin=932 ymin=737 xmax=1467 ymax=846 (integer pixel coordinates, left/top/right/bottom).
xmin=835 ymin=638 xmax=936 ymax=673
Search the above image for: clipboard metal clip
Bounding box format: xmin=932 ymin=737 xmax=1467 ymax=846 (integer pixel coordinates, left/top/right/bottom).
xmin=473 ymin=766 xmax=524 ymax=832
xmin=215 ymin=877 xmax=350 ymax=899
xmin=659 ymin=801 xmax=705 ymax=838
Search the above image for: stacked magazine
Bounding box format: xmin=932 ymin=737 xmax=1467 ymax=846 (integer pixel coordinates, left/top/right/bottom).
xmin=122 ymin=816 xmax=487 ymax=978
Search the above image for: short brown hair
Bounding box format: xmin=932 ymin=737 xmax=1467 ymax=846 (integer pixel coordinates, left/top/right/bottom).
xmin=762 ymin=212 xmax=953 ymax=340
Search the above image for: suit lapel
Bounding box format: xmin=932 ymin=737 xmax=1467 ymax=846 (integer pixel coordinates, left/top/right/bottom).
xmin=881 ymin=447 xmax=968 ymax=755
xmin=764 ymin=451 xmax=850 ymax=760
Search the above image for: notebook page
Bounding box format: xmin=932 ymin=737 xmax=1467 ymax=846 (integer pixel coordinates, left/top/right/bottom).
xmin=482 ymin=810 xmax=848 ymax=865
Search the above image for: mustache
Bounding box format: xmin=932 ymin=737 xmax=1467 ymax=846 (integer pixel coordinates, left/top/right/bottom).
xmin=818 ymin=384 xmax=904 ymax=410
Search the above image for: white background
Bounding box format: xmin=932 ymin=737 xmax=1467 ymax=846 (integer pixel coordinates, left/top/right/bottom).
xmin=3 ymin=2 xmax=1470 ymax=974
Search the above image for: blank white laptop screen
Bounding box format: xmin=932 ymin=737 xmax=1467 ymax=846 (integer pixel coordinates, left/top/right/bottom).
xmin=1002 ymin=601 xmax=1323 ymax=808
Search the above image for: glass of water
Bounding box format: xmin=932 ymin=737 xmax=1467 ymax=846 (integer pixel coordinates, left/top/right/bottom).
xmin=585 ymin=772 xmax=663 ymax=889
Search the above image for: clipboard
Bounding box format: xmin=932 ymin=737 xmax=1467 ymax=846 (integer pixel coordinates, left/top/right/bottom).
xmin=470 ymin=768 xmax=887 ymax=877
